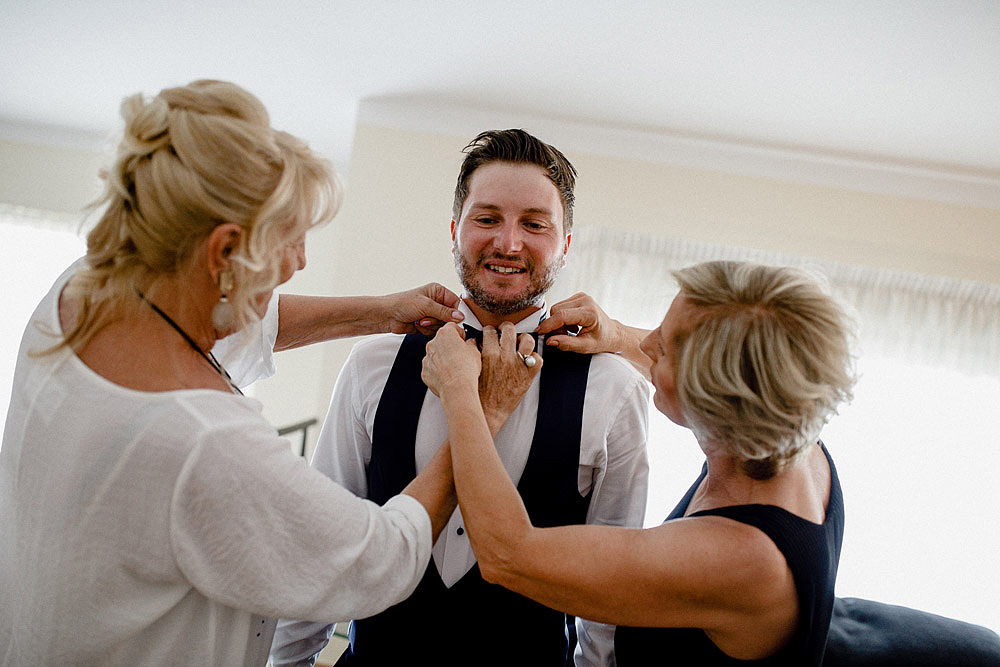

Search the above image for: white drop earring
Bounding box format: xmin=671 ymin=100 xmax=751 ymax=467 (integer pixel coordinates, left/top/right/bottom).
xmin=211 ymin=269 xmax=236 ymax=332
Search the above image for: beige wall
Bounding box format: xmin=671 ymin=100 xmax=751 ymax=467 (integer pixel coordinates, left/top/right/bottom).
xmin=0 ymin=139 xmax=104 ymax=213
xmin=571 ymin=151 xmax=1000 ymax=282
xmin=4 ymin=125 xmax=999 ymax=454
xmin=259 ymin=122 xmax=1000 ymax=456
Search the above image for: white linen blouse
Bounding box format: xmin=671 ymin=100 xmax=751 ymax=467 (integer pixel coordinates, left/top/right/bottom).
xmin=0 ymin=263 xmax=431 ymax=667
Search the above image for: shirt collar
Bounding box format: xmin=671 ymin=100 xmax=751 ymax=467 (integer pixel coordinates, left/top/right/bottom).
xmin=458 ymin=294 xmax=547 ymax=334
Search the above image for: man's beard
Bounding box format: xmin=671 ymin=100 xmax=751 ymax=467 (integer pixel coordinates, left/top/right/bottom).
xmin=453 ymin=247 xmax=562 ymax=317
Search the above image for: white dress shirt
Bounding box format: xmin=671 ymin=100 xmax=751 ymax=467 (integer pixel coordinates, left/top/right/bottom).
xmin=272 ymin=299 xmax=650 ymax=666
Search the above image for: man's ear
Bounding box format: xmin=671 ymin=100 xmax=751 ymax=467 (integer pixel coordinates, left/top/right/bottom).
xmin=561 ymin=231 xmax=572 ymax=267
xmin=205 ymin=223 xmax=242 ymax=282
xmin=450 ymin=218 xmax=458 ymax=244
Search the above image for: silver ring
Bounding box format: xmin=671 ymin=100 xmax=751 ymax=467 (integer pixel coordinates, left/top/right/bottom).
xmin=519 ymin=353 xmax=537 ymax=368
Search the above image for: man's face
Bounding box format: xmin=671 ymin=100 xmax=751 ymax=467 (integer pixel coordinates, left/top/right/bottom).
xmin=452 ymin=161 xmax=570 ymax=322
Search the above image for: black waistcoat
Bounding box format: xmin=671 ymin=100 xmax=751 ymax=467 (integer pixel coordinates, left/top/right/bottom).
xmin=339 ymin=332 xmax=592 ymax=667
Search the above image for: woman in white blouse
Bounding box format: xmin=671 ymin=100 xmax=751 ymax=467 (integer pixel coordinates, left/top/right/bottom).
xmin=0 ymin=80 xmax=466 ymax=666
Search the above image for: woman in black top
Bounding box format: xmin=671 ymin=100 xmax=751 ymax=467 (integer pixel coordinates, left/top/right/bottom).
xmin=422 ymin=260 xmax=856 ymax=665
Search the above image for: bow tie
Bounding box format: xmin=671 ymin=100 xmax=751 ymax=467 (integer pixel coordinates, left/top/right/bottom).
xmin=463 ymin=325 xmax=539 ymax=349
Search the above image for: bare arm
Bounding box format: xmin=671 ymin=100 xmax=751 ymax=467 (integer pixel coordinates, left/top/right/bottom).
xmin=274 ymin=284 xmax=464 ymax=351
xmin=421 ymin=322 xmax=539 ymax=579
xmin=399 ymin=441 xmax=456 ymax=541
xmin=400 ymin=325 xmax=526 ymax=542
xmin=423 ymin=323 xmax=799 ymax=659
xmin=536 ymin=292 xmax=652 ymax=379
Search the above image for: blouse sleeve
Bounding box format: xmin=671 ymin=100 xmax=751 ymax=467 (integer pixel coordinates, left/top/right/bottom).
xmin=168 ymin=405 xmax=431 ymax=622
xmin=210 ymin=291 xmax=280 ymax=388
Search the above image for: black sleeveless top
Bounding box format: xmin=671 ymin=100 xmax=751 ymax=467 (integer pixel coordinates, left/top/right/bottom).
xmin=615 ymin=443 xmax=844 ymax=666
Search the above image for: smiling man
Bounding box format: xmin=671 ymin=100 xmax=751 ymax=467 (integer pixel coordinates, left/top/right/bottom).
xmin=270 ymin=130 xmax=651 ymax=667
xmin=451 ymin=158 xmax=567 ymax=322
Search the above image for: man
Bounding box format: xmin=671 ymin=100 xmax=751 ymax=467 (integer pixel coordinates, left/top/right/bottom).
xmin=270 ymin=130 xmax=650 ymax=667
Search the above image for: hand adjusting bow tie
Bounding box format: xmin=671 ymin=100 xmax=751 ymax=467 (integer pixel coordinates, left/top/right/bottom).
xmin=463 ymin=324 xmax=539 ymax=349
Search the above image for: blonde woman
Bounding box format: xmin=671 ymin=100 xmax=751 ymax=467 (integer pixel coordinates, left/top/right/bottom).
xmin=0 ymin=80 xmax=465 ymax=666
xmin=423 ymin=260 xmax=856 ymax=666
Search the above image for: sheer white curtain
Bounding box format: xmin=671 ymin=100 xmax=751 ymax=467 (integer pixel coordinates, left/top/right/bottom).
xmin=554 ymin=226 xmax=1000 ymax=376
xmin=552 ymin=226 xmax=1000 ymax=632
xmin=0 ymin=204 xmax=87 ymax=431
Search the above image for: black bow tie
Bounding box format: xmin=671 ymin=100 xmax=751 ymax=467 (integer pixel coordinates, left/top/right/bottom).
xmin=463 ymin=325 xmax=539 ymax=349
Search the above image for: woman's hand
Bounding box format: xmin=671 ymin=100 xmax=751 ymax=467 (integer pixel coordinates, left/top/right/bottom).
xmin=536 ymin=292 xmax=653 ymax=379
xmin=479 ymin=322 xmax=542 ymax=434
xmin=378 ymin=283 xmax=464 ymax=336
xmin=536 ymin=292 xmax=625 ymax=354
xmin=273 ymin=285 xmax=463 ymax=351
xmin=422 ymin=323 xmax=482 ymax=399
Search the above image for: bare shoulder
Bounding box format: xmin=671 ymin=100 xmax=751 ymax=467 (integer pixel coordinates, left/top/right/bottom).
xmin=606 ymin=516 xmax=793 ymax=623
xmin=656 ymin=516 xmax=799 ymax=658
xmin=495 ymin=515 xmax=797 ymax=659
xmin=684 ymin=515 xmax=793 ymax=591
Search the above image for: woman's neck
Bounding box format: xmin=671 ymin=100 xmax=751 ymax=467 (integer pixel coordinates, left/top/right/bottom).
xmin=141 ymin=273 xmax=218 ymax=353
xmin=689 ymin=445 xmax=828 ymax=524
xmin=59 ymin=271 xmax=232 ymax=394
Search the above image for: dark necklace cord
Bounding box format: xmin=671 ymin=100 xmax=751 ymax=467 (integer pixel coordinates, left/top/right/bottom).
xmin=137 ymin=290 xmax=243 ymax=396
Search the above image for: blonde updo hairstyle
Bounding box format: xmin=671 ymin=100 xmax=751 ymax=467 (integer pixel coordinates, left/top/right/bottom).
xmin=60 ymin=79 xmax=341 ymax=351
xmin=671 ymin=261 xmax=856 ymax=480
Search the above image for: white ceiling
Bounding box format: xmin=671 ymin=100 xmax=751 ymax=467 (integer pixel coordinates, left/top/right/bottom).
xmin=2 ymin=1 xmax=999 ymax=194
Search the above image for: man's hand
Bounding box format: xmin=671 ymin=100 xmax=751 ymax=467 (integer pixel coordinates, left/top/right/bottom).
xmin=378 ymin=283 xmax=464 ymax=336
xmin=478 ymin=322 xmax=542 ymax=435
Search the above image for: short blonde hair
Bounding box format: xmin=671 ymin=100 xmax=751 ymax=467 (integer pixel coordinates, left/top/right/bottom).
xmin=672 ymin=260 xmax=856 ymax=479
xmin=60 ymin=79 xmax=341 ymax=351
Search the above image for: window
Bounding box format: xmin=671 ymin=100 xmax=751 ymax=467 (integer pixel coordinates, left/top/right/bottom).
xmin=552 ymin=226 xmax=1000 ymax=633
xmin=1 ymin=205 xmax=87 ymax=430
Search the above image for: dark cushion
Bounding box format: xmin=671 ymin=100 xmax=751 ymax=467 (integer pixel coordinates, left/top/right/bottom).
xmin=825 ymin=597 xmax=1000 ymax=666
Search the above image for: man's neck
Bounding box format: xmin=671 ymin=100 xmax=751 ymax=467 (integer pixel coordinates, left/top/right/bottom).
xmin=462 ymin=296 xmax=543 ymax=329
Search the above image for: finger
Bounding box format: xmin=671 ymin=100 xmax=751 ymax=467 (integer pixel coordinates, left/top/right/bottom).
xmin=565 ymin=306 xmax=597 ymax=328
xmin=524 ymin=352 xmax=542 ymax=377
xmin=543 ymin=333 xmax=594 ymax=354
xmin=415 ymin=318 xmax=445 ymax=336
xmin=416 ymin=300 xmax=464 ymax=328
xmin=422 ymin=282 xmax=463 ymax=309
xmin=535 ymin=321 xmax=580 ymax=337
xmin=536 ymin=308 xmax=591 ymax=335
xmin=516 ymin=332 xmax=536 ymax=357
xmin=432 ymin=321 xmax=460 ymax=342
xmin=498 ymin=321 xmax=518 ymax=353
xmin=547 ymin=291 xmax=588 ymax=313
xmin=535 ymin=312 xmax=567 ymax=335
xmin=481 ymin=325 xmax=499 ymax=353
xmin=420 ymin=318 xmax=465 ymax=338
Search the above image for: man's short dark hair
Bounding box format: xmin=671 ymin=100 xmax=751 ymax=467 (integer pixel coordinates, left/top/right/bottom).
xmin=452 ymin=129 xmax=578 ymax=233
